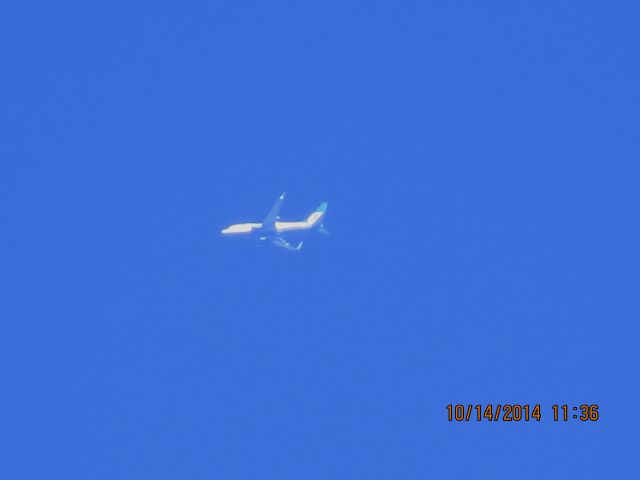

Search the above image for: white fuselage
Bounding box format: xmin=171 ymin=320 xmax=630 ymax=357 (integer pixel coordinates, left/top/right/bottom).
xmin=221 ymin=211 xmax=324 ymax=236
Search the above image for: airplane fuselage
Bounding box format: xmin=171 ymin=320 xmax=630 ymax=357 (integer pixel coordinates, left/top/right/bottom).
xmin=221 ymin=219 xmax=320 ymax=236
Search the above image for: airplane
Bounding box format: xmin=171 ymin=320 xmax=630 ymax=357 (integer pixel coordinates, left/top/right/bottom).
xmin=221 ymin=193 xmax=328 ymax=251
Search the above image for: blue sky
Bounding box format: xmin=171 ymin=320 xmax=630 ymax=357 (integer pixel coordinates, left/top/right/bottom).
xmin=1 ymin=1 xmax=639 ymax=478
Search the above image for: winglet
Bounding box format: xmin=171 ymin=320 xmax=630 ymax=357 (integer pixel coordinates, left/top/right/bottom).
xmin=296 ymin=241 xmax=303 ymax=251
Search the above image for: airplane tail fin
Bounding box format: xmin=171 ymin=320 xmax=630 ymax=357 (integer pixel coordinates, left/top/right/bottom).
xmin=296 ymin=241 xmax=304 ymax=251
xmin=306 ymin=202 xmax=328 ymax=226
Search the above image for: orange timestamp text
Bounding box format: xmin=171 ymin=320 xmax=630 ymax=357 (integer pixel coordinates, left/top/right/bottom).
xmin=446 ymin=404 xmax=600 ymax=422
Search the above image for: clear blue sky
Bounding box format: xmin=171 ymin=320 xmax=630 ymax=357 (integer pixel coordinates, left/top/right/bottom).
xmin=1 ymin=1 xmax=639 ymax=478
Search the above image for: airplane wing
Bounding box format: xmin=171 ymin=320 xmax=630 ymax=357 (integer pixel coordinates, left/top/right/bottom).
xmin=271 ymin=236 xmax=303 ymax=251
xmin=262 ymin=192 xmax=286 ymax=232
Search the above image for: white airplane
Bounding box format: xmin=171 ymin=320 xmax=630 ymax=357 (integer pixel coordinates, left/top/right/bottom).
xmin=221 ymin=193 xmax=328 ymax=251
